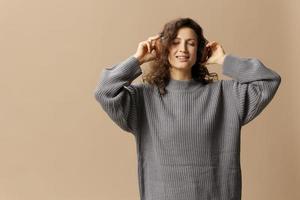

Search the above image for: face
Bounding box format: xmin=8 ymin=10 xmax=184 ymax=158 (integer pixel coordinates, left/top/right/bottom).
xmin=168 ymin=27 xmax=198 ymax=71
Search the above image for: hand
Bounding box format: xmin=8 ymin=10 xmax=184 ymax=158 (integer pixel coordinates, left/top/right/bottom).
xmin=204 ymin=41 xmax=226 ymax=65
xmin=133 ymin=34 xmax=162 ymax=65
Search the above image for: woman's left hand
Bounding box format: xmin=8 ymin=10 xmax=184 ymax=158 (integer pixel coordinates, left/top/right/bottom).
xmin=204 ymin=41 xmax=226 ymax=65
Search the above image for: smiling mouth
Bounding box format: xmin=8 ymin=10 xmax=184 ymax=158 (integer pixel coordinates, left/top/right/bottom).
xmin=176 ymin=55 xmax=189 ymax=62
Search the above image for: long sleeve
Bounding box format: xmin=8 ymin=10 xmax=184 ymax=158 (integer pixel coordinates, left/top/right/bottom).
xmin=93 ymin=55 xmax=143 ymax=135
xmin=222 ymin=54 xmax=281 ymax=126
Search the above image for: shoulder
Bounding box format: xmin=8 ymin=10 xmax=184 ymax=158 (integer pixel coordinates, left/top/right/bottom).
xmin=208 ymin=79 xmax=237 ymax=93
xmin=125 ymin=81 xmax=157 ymax=95
xmin=205 ymin=79 xmax=234 ymax=88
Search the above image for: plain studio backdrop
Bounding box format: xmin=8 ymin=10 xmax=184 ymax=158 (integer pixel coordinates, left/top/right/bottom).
xmin=0 ymin=0 xmax=299 ymax=199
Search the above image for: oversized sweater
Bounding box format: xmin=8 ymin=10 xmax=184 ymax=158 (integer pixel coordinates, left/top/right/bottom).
xmin=94 ymin=54 xmax=281 ymax=200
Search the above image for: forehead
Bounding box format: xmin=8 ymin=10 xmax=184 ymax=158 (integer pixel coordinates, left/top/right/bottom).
xmin=174 ymin=37 xmax=196 ymax=41
xmin=175 ymin=27 xmax=197 ymax=41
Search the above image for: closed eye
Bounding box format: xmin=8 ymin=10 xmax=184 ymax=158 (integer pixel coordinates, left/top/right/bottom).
xmin=173 ymin=41 xmax=195 ymax=46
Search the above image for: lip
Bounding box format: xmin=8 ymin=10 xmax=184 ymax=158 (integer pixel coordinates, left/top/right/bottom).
xmin=176 ymin=55 xmax=190 ymax=58
xmin=177 ymin=56 xmax=189 ymax=62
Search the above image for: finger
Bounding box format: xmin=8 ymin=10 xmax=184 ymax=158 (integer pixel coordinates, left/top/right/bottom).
xmin=148 ymin=35 xmax=161 ymax=44
xmin=147 ymin=39 xmax=155 ymax=49
xmin=149 ymin=39 xmax=155 ymax=48
xmin=206 ymin=41 xmax=213 ymax=47
xmin=146 ymin=41 xmax=151 ymax=53
xmin=149 ymin=34 xmax=161 ymax=40
xmin=151 ymin=40 xmax=158 ymax=50
xmin=212 ymin=41 xmax=218 ymax=45
xmin=211 ymin=41 xmax=218 ymax=47
xmin=207 ymin=42 xmax=218 ymax=50
xmin=148 ymin=41 xmax=154 ymax=53
xmin=207 ymin=41 xmax=217 ymax=47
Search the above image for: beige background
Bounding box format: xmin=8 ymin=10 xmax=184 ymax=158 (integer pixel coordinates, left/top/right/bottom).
xmin=0 ymin=0 xmax=299 ymax=199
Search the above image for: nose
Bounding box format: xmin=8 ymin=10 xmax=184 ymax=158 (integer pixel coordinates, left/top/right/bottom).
xmin=179 ymin=42 xmax=188 ymax=53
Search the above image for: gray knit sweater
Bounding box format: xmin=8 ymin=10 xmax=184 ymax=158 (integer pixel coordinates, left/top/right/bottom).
xmin=94 ymin=54 xmax=281 ymax=200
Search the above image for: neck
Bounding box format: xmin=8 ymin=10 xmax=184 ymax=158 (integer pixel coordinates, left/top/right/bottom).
xmin=169 ymin=67 xmax=192 ymax=80
xmin=165 ymin=77 xmax=203 ymax=92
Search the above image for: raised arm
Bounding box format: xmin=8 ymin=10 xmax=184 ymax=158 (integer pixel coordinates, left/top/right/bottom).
xmin=222 ymin=54 xmax=281 ymax=126
xmin=93 ymin=56 xmax=143 ymax=135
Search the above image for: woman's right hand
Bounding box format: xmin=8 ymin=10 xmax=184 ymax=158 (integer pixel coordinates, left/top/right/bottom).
xmin=133 ymin=34 xmax=162 ymax=65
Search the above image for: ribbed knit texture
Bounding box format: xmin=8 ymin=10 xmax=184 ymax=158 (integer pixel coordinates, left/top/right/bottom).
xmin=94 ymin=54 xmax=281 ymax=200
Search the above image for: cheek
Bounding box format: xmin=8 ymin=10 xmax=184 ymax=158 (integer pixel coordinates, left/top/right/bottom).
xmin=167 ymin=54 xmax=174 ymax=63
xmin=168 ymin=50 xmax=176 ymax=59
xmin=191 ymin=47 xmax=197 ymax=57
xmin=169 ymin=47 xmax=176 ymax=54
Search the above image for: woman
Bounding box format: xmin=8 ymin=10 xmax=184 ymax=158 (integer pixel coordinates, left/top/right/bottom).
xmin=94 ymin=17 xmax=281 ymax=200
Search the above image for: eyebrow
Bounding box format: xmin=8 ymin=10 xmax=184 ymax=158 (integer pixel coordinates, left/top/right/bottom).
xmin=175 ymin=37 xmax=196 ymax=41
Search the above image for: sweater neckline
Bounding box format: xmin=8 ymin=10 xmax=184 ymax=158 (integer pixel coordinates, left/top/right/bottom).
xmin=165 ymin=78 xmax=203 ymax=91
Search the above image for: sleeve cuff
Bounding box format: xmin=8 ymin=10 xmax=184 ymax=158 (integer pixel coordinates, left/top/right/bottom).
xmin=104 ymin=55 xmax=142 ymax=81
xmin=222 ymin=54 xmax=244 ymax=79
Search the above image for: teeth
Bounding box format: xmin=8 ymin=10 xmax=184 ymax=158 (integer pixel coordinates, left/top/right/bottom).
xmin=177 ymin=56 xmax=189 ymax=58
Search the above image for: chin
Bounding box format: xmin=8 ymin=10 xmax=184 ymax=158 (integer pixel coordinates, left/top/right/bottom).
xmin=171 ymin=62 xmax=193 ymax=70
xmin=169 ymin=57 xmax=195 ymax=69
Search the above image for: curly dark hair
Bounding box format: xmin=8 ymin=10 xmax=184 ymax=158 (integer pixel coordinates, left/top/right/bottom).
xmin=141 ymin=17 xmax=218 ymax=95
